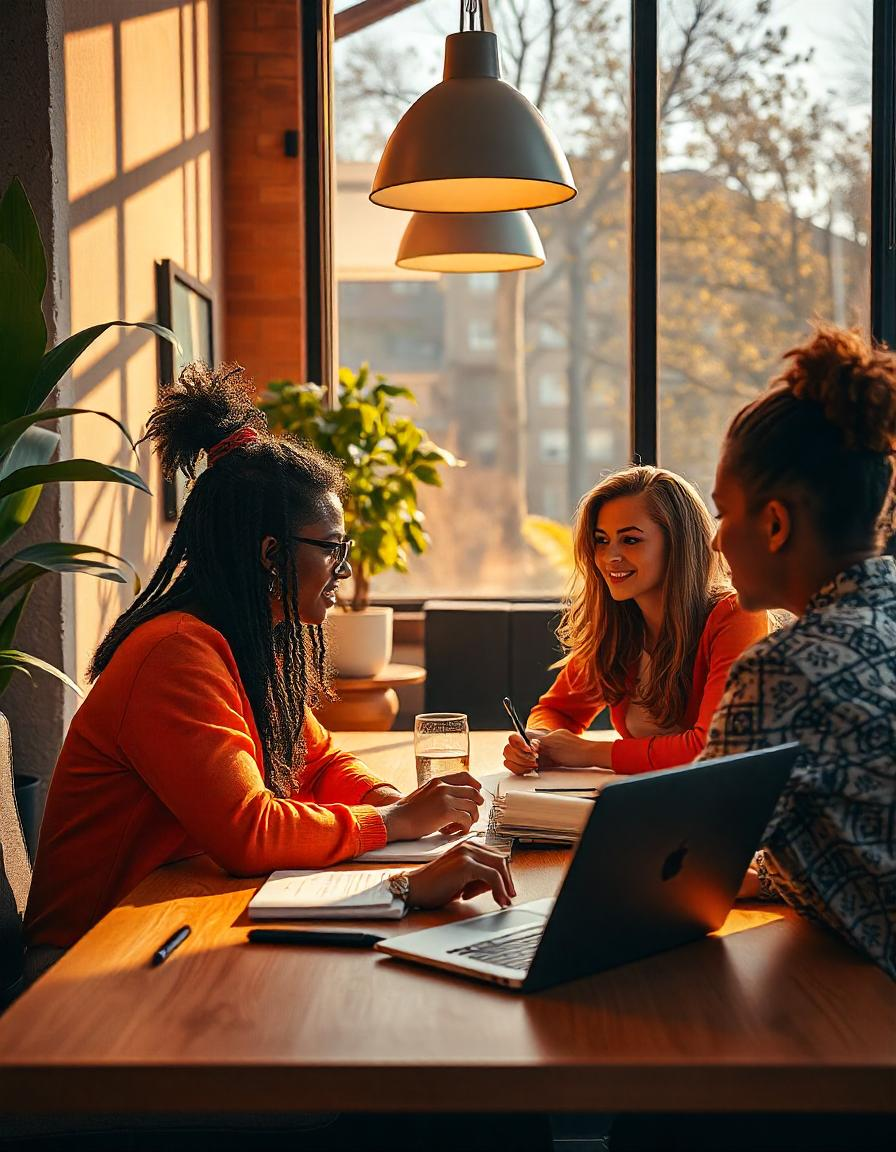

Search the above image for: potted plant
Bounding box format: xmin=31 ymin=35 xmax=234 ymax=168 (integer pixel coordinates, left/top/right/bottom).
xmin=258 ymin=364 xmax=462 ymax=677
xmin=0 ymin=177 xmax=176 ymax=830
xmin=0 ymin=177 xmax=177 ymax=695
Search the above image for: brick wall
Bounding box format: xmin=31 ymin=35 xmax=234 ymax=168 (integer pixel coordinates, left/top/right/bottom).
xmin=221 ymin=0 xmax=306 ymax=387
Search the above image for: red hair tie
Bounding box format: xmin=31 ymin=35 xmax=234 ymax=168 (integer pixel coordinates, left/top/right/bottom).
xmin=207 ymin=425 xmax=261 ymax=466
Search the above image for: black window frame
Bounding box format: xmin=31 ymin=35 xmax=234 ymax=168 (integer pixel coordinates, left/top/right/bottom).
xmin=307 ymin=0 xmax=896 ymax=607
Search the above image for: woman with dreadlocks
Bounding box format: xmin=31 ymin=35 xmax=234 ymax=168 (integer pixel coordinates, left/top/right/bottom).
xmin=25 ymin=363 xmax=512 ymax=971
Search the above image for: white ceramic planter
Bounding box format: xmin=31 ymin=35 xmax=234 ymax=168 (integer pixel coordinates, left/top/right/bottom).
xmin=324 ymin=606 xmax=394 ymax=679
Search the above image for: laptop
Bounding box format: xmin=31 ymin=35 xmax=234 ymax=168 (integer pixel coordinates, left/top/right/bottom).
xmin=375 ymin=743 xmax=799 ymax=991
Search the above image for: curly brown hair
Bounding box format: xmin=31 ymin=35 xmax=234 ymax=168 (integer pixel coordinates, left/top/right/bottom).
xmin=724 ymin=323 xmax=896 ymax=553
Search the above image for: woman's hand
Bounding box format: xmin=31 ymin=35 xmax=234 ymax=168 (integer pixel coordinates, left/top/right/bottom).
xmin=406 ymin=842 xmax=516 ymax=910
xmin=380 ymin=773 xmax=483 ymax=842
xmin=534 ymin=729 xmax=611 ymax=769
xmin=502 ymin=729 xmax=547 ymax=774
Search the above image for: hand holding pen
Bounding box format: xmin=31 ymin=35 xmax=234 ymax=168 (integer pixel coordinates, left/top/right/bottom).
xmin=501 ymin=696 xmax=542 ymax=776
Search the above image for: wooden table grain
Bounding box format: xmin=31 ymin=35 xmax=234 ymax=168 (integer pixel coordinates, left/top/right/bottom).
xmin=0 ymin=732 xmax=892 ymax=1117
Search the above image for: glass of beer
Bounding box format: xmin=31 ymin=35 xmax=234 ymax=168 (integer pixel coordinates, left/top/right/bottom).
xmin=414 ymin=713 xmax=470 ymax=787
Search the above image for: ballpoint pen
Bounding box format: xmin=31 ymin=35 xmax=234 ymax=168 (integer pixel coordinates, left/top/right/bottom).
xmin=502 ymin=696 xmax=539 ymax=775
xmin=151 ymin=924 xmax=191 ymax=966
xmin=502 ymin=696 xmax=532 ymax=747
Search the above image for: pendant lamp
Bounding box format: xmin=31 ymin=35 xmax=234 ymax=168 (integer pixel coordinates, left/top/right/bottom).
xmin=370 ymin=3 xmax=576 ymax=213
xmin=396 ymin=210 xmax=545 ymax=272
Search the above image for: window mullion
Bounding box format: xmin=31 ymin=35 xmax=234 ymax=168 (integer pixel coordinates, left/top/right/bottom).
xmin=629 ymin=0 xmax=659 ymax=467
xmin=871 ymin=0 xmax=896 ymax=347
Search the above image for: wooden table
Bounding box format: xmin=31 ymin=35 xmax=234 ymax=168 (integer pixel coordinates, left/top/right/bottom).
xmin=312 ymin=662 xmax=426 ymax=731
xmin=0 ymin=732 xmax=893 ymax=1117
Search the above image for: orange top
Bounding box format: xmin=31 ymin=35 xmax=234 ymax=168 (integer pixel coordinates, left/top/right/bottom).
xmin=25 ymin=612 xmax=389 ymax=950
xmin=528 ymin=594 xmax=769 ymax=774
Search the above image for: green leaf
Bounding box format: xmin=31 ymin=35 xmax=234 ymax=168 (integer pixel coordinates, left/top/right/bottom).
xmin=0 ymin=564 xmax=45 ymax=603
xmin=29 ymin=321 xmax=180 ymax=414
xmin=412 ymin=462 xmax=443 ymax=487
xmin=1 ymin=542 xmax=140 ymax=592
xmin=0 ymin=243 xmax=47 ymax=423
xmin=0 ymin=587 xmax=30 ymax=649
xmin=374 ymin=382 xmax=416 ymax=401
xmin=0 ymin=459 xmax=150 ymax=502
xmin=0 ymin=406 xmax=138 ymax=464
xmin=406 ymin=522 xmax=428 ymax=553
xmin=0 ymin=649 xmax=82 ymax=697
xmin=0 ymin=179 xmax=47 ymax=303
xmin=0 ymin=425 xmax=58 ymax=547
xmin=0 ymin=588 xmax=32 ymax=693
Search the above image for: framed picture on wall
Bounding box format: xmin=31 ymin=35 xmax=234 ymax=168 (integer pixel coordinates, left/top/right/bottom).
xmin=155 ymin=259 xmax=215 ymax=520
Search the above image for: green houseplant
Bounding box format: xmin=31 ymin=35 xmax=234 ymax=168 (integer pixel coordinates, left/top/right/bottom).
xmin=259 ymin=364 xmax=462 ymax=611
xmin=258 ymin=365 xmax=462 ymax=678
xmin=0 ymin=177 xmax=177 ymax=693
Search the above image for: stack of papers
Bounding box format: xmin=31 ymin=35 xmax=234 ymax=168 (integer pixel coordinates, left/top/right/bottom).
xmin=248 ymin=868 xmax=408 ymax=920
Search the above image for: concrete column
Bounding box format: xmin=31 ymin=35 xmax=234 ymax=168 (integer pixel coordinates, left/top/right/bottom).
xmin=0 ymin=1 xmax=74 ymax=798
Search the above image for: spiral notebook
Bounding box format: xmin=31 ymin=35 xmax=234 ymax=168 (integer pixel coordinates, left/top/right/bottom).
xmin=486 ymin=768 xmax=616 ymax=843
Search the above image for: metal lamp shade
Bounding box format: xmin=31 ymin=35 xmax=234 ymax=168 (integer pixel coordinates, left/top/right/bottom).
xmin=371 ymin=31 xmax=576 ymax=213
xmin=396 ymin=211 xmax=545 ymax=272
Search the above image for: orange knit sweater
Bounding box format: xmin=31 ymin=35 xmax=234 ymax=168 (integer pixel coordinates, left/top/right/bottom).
xmin=528 ymin=594 xmax=769 ymax=773
xmin=25 ymin=612 xmax=389 ymax=950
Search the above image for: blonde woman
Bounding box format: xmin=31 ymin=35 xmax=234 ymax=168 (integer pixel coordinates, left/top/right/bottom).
xmin=503 ymin=466 xmax=769 ymax=775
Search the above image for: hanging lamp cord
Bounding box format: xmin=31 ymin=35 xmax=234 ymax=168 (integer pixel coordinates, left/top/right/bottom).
xmin=460 ymin=0 xmax=484 ymax=32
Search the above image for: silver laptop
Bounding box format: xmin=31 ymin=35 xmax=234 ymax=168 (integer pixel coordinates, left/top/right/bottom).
xmin=375 ymin=744 xmax=799 ymax=991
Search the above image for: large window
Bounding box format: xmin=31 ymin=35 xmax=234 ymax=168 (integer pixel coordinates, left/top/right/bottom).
xmin=329 ymin=0 xmax=888 ymax=599
xmin=658 ymin=0 xmax=873 ymax=503
xmin=333 ymin=0 xmax=631 ymax=598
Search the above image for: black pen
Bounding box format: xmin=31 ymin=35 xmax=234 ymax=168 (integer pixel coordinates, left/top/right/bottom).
xmin=151 ymin=924 xmax=191 ymax=966
xmin=247 ymin=928 xmax=385 ymax=949
xmin=502 ymin=696 xmax=533 ymax=748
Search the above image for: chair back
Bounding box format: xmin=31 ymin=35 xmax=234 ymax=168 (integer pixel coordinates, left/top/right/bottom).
xmin=423 ymin=601 xmax=568 ymax=728
xmin=0 ymin=713 xmax=31 ymax=1008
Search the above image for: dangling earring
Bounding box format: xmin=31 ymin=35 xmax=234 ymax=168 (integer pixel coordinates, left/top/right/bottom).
xmin=268 ymin=568 xmax=279 ymax=596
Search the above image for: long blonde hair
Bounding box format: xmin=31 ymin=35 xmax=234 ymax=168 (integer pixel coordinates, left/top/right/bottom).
xmin=557 ymin=466 xmax=731 ymax=729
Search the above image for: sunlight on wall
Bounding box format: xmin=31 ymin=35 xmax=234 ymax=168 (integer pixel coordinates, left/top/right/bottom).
xmin=123 ymin=169 xmax=186 ymax=316
xmin=68 ymin=208 xmax=119 ymax=371
xmin=64 ymin=24 xmax=116 ymax=200
xmin=196 ymin=1 xmax=210 ymax=134
xmin=121 ymin=9 xmax=183 ymax=172
xmin=197 ymin=149 xmax=212 ymax=281
xmin=63 ymin=1 xmax=219 ymax=684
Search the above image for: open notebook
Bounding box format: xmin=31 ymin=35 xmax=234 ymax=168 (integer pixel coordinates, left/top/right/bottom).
xmin=248 ymin=868 xmax=409 ymax=920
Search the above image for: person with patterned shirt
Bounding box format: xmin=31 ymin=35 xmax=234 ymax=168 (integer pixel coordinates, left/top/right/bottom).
xmin=703 ymin=323 xmax=896 ymax=979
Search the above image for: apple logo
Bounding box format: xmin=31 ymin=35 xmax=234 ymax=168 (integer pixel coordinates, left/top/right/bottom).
xmin=661 ymin=842 xmax=688 ymax=881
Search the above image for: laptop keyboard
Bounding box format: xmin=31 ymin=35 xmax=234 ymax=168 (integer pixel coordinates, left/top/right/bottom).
xmin=447 ymin=926 xmax=543 ymax=971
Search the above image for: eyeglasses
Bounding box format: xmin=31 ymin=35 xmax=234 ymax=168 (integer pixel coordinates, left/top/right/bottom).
xmin=289 ymin=535 xmax=354 ymax=570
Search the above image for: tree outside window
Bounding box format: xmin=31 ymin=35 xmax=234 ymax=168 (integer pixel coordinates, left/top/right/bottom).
xmin=333 ymin=0 xmax=872 ymax=596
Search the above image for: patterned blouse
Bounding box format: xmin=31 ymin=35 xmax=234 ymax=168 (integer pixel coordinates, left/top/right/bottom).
xmin=700 ymin=556 xmax=896 ymax=980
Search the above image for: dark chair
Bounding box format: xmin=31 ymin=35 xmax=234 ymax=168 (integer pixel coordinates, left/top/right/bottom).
xmin=423 ymin=600 xmax=613 ymax=732
xmin=423 ymin=600 xmax=569 ymax=728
